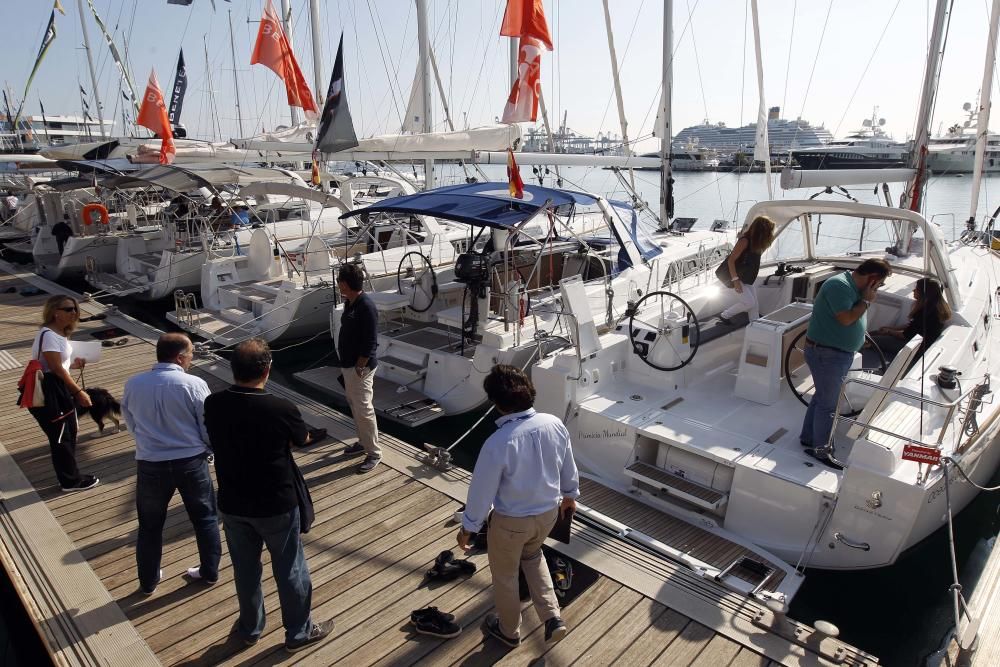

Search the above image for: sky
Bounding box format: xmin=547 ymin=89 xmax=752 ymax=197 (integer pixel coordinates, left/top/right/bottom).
xmin=0 ymin=0 xmax=995 ymax=152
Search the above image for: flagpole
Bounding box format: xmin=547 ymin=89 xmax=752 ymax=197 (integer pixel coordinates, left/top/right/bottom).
xmin=228 ymin=8 xmax=246 ymax=138
xmin=416 ymin=0 xmax=434 ymax=188
xmin=76 ymin=0 xmax=107 ymax=138
xmin=279 ymin=0 xmax=300 ymax=126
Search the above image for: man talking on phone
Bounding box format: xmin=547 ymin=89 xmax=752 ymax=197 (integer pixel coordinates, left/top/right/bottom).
xmin=799 ymin=258 xmax=892 ymax=464
xmin=457 ymin=365 xmax=579 ymax=648
xmin=336 ymin=263 xmax=382 ymax=474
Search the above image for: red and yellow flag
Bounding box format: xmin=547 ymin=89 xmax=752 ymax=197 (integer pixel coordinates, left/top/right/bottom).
xmin=507 ymin=149 xmax=525 ymax=199
xmin=501 ymin=37 xmax=543 ymax=123
xmin=500 ymin=0 xmax=553 ymax=50
xmin=251 ymin=0 xmax=318 ymax=117
xmin=136 ymin=70 xmax=175 ymax=165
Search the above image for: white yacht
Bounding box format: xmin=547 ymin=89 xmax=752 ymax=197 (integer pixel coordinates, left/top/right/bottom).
xmin=294 ymin=182 xmax=734 ymax=427
xmin=792 ymin=114 xmax=908 ymax=170
xmin=927 ymin=104 xmax=1000 ymax=174
xmin=532 ymin=198 xmax=1000 ymax=572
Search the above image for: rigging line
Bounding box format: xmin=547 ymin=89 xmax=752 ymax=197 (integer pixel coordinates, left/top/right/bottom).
xmin=789 ymin=0 xmax=833 ymax=153
xmin=364 ymin=0 xmax=405 ymax=131
xmin=457 ymin=2 xmax=503 ymax=128
xmin=685 ymin=0 xmax=709 ymax=121
xmin=736 ymin=0 xmax=749 ymax=214
xmin=781 ymin=0 xmax=796 ymax=115
xmin=830 ymin=0 xmax=903 ymax=139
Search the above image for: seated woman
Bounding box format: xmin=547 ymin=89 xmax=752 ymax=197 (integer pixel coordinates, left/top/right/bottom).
xmin=870 ymin=277 xmax=951 ymax=358
xmin=716 ymin=215 xmax=776 ymax=324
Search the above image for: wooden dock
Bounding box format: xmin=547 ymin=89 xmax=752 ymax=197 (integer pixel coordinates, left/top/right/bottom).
xmin=0 ymin=264 xmax=878 ymax=666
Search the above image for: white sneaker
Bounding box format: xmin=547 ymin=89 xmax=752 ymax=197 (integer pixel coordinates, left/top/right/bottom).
xmin=186 ymin=566 xmax=218 ymax=584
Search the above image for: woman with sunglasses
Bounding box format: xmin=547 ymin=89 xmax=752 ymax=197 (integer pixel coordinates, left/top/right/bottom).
xmin=29 ymin=295 xmax=99 ymax=492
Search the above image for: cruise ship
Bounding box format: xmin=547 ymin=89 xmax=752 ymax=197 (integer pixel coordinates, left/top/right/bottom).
xmin=673 ymin=107 xmax=833 ymax=154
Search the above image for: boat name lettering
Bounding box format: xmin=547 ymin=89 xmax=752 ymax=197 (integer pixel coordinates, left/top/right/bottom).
xmin=852 ymin=504 xmax=894 ymax=521
xmin=578 ymin=427 xmax=628 ymax=440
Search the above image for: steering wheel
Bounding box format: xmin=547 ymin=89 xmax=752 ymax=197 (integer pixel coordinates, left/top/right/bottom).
xmin=397 ymin=251 xmax=438 ymax=313
xmin=627 ymin=291 xmax=700 ymax=371
xmin=784 ymin=329 xmax=888 ymax=417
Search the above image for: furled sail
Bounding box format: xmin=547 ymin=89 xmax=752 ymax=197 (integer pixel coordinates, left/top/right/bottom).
xmin=86 ymin=0 xmax=140 ymax=114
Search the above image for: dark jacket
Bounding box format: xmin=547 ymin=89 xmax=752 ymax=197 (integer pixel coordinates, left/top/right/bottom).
xmin=338 ymin=292 xmax=378 ymax=369
xmin=203 ymin=386 xmax=307 ymax=517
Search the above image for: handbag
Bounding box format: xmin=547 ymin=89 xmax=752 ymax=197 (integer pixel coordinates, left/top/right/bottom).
xmin=17 ymin=330 xmax=49 ymax=409
xmin=715 ymin=258 xmax=735 ymax=289
xmin=289 ymin=449 xmax=315 ymax=534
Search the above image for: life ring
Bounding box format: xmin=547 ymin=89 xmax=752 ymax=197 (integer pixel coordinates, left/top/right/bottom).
xmin=81 ymin=203 xmax=109 ymax=226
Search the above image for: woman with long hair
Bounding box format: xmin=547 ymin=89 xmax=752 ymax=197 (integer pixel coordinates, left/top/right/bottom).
xmin=717 ymin=216 xmax=776 ymax=323
xmin=872 ymin=277 xmax=951 ymax=357
xmin=28 ymin=295 xmax=99 ymax=492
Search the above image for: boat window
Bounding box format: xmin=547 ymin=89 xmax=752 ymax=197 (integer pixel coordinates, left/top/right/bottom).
xmin=762 ymin=216 xmax=806 ymax=264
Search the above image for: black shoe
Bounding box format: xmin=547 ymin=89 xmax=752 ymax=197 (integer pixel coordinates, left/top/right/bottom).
xmin=285 ymin=619 xmax=334 ymax=653
xmin=62 ymin=475 xmax=99 ymax=492
xmin=343 ymin=442 xmax=365 ymax=456
xmin=411 ymin=606 xmax=456 ymax=625
xmin=718 ymin=314 xmax=734 ymax=326
xmin=140 ymin=569 xmax=163 ymax=596
xmin=803 ymin=448 xmax=844 ymax=469
xmin=544 ymin=617 xmax=567 ymax=643
xmin=307 ymin=427 xmax=328 ymax=444
xmin=484 ymin=613 xmax=520 ymax=648
xmin=230 ymin=621 xmax=258 ymax=647
xmin=356 ymin=455 xmax=381 ymax=474
xmin=412 ymin=609 xmax=461 ymax=639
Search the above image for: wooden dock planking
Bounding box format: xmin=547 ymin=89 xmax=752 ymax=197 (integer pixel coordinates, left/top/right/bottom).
xmin=0 ymin=266 xmax=878 ymax=667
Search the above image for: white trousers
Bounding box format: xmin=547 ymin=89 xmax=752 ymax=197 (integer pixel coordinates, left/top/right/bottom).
xmin=721 ymin=283 xmax=759 ymax=321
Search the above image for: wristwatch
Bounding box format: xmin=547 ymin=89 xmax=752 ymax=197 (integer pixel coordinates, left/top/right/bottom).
xmin=861 ymin=299 xmax=871 ymax=308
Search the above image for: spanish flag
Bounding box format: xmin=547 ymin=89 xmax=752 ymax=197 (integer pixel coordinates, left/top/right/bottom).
xmin=507 ymin=149 xmax=524 ymax=199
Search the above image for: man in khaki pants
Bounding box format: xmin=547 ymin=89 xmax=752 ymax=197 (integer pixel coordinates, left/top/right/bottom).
xmin=336 ymin=264 xmax=382 ymax=474
xmin=458 ymin=365 xmax=579 ymax=648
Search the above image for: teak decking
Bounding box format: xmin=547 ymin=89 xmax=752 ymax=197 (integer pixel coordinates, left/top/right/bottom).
xmin=0 ymin=265 xmax=877 ymax=666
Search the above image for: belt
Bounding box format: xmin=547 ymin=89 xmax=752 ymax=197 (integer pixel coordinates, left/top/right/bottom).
xmin=805 ymin=337 xmax=851 ymax=354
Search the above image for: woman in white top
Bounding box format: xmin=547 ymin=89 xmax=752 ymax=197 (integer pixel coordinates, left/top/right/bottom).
xmin=29 ymin=295 xmax=99 ymax=492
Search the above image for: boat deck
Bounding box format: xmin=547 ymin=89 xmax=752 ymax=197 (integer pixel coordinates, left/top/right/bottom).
xmin=0 ymin=263 xmax=878 ymax=666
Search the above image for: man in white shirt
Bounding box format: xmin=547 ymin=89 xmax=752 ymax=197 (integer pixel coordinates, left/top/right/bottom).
xmin=458 ymin=365 xmax=579 ymax=648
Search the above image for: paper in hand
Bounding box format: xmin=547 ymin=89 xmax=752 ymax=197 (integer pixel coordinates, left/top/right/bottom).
xmin=71 ymin=341 xmax=102 ymax=363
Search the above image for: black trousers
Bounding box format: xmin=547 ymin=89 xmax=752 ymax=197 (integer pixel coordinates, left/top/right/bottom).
xmin=29 ymin=403 xmax=81 ymax=489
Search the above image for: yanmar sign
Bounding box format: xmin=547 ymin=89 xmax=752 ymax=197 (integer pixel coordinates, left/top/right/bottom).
xmin=902 ymin=443 xmax=941 ymax=465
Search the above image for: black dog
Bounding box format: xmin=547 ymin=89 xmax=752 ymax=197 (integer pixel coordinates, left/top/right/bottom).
xmin=77 ymin=387 xmax=122 ymax=435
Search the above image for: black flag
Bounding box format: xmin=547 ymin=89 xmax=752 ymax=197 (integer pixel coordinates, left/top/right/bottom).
xmin=314 ymin=34 xmax=358 ymax=154
xmin=168 ymin=49 xmax=187 ymax=125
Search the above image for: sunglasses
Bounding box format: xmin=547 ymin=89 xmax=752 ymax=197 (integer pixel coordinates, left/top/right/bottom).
xmin=57 ymin=306 xmax=78 ymax=313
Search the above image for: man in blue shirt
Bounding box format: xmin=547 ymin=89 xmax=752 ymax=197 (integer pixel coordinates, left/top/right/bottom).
xmin=458 ymin=365 xmax=579 ymax=648
xmin=122 ymin=333 xmax=221 ymax=596
xmin=800 ymin=259 xmax=891 ymax=463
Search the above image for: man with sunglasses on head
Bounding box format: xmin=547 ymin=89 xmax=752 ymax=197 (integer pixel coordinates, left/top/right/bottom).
xmin=799 ymin=258 xmax=892 ymax=465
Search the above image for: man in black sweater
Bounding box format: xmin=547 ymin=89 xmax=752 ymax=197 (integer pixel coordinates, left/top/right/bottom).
xmin=336 ymin=263 xmax=382 ymax=474
xmin=203 ymin=339 xmax=332 ymax=653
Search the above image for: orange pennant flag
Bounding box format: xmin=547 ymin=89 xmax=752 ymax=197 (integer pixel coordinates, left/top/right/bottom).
xmin=500 ymin=0 xmax=553 ymax=50
xmin=136 ymin=69 xmax=175 ymax=165
xmin=251 ymin=0 xmax=318 ymax=117
xmin=507 ymin=149 xmax=525 ymax=199
xmin=501 ymin=37 xmax=542 ymax=123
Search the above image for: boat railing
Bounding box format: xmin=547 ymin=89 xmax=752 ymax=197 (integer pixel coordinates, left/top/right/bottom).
xmin=173 ymin=289 xmax=199 ymax=329
xmin=829 ymin=374 xmax=992 ymax=475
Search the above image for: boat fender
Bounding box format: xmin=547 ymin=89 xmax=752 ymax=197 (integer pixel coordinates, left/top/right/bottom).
xmin=81 ymin=203 xmax=109 ymax=226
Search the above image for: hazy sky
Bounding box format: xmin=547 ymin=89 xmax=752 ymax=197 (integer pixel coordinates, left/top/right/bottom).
xmin=1 ymin=0 xmax=995 ymax=151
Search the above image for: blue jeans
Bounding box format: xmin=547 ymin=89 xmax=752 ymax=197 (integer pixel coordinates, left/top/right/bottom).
xmin=221 ymin=508 xmax=314 ymax=644
xmin=799 ymin=344 xmax=855 ymax=449
xmin=136 ymin=455 xmax=221 ymax=591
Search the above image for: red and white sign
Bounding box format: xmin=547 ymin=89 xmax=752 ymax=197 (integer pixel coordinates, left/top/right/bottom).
xmin=902 ymin=443 xmax=941 ymax=465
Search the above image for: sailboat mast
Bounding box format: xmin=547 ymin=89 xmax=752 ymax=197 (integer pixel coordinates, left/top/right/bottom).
xmin=76 ymin=0 xmax=107 ymax=138
xmin=228 ymin=9 xmax=246 ymax=138
xmin=279 ymin=0 xmax=300 ymax=126
xmin=659 ymin=0 xmax=673 ymax=228
xmin=602 ymin=0 xmax=635 ymax=192
xmin=309 ymin=0 xmax=324 ymax=111
xmin=903 ymin=0 xmax=950 ymax=213
xmin=416 ymin=0 xmax=434 ymax=188
xmin=204 ymin=35 xmax=221 ymax=142
xmin=969 ymin=0 xmax=1000 ymax=228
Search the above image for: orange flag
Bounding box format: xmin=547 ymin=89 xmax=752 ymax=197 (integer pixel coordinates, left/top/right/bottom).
xmin=501 ymin=37 xmax=542 ymax=123
xmin=251 ymin=0 xmax=318 ymax=117
xmin=507 ymin=149 xmax=525 ymax=199
xmin=136 ymin=69 xmax=175 ymax=165
xmin=500 ymin=0 xmax=553 ymax=50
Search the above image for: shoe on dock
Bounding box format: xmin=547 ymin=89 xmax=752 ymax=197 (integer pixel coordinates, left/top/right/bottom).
xmin=284 ymin=619 xmax=334 ymax=653
xmin=185 ymin=566 xmax=218 ymax=585
xmin=544 ymin=617 xmax=567 ymax=643
xmin=356 ymin=454 xmax=381 ymax=474
xmin=484 ymin=613 xmax=520 ymax=648
xmin=343 ymin=442 xmax=365 ymax=456
xmin=61 ymin=475 xmax=99 ymax=492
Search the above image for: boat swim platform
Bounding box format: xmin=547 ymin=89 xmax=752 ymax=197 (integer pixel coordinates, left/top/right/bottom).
xmin=0 ymin=261 xmax=878 ymax=666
